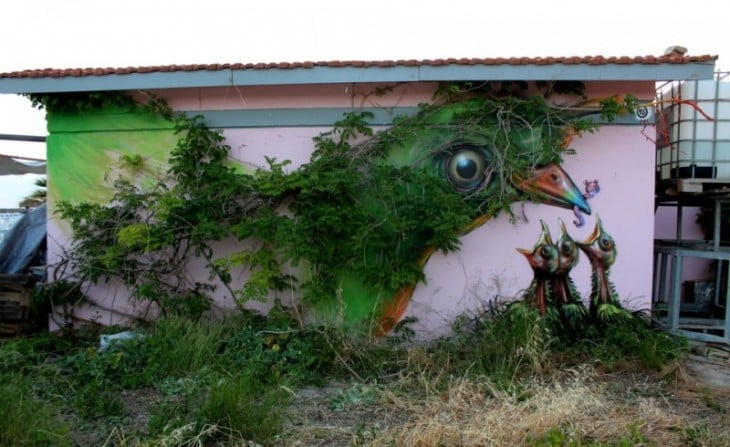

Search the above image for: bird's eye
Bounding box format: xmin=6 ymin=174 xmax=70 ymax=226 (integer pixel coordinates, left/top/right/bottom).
xmin=599 ymin=236 xmax=614 ymax=251
xmin=444 ymin=146 xmax=491 ymax=192
xmin=560 ymin=241 xmax=574 ymax=255
xmin=540 ymin=245 xmax=553 ymax=259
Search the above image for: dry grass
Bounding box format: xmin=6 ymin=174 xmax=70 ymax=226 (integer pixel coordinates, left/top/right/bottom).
xmin=368 ymin=365 xmax=711 ymax=447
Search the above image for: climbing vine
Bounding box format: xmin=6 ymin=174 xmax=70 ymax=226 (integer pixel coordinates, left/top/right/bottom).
xmin=30 ymin=85 xmax=636 ymax=323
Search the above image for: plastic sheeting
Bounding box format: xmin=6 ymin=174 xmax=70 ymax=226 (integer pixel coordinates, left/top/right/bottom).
xmin=0 ymin=212 xmax=24 ymax=245
xmin=0 ymin=203 xmax=46 ymax=274
xmin=0 ymin=154 xmax=46 ymax=175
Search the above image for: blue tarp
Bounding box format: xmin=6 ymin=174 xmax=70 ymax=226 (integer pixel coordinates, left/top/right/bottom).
xmin=0 ymin=204 xmax=46 ymax=274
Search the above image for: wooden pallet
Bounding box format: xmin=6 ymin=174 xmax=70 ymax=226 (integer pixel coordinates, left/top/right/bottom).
xmin=0 ymin=274 xmax=35 ymax=335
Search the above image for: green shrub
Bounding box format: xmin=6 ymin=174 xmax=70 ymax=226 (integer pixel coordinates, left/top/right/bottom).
xmin=218 ymin=305 xmax=346 ymax=386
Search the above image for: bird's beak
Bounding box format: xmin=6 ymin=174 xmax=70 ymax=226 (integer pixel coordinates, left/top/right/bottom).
xmin=577 ymin=215 xmax=603 ymax=247
xmin=516 ymin=220 xmax=553 ymax=268
xmin=514 ymin=163 xmax=591 ymax=214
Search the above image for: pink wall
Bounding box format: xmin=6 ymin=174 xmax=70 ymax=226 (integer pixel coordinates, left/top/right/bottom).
xmin=136 ymin=82 xmax=439 ymax=111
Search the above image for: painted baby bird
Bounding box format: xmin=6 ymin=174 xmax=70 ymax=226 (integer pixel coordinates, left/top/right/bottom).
xmin=551 ymin=219 xmax=589 ymax=330
xmin=517 ymin=220 xmax=559 ymax=315
xmin=576 ymin=216 xmax=626 ymax=321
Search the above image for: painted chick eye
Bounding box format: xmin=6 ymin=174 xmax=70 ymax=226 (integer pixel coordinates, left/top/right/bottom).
xmin=444 ymin=146 xmax=491 ymax=192
xmin=599 ymin=236 xmax=614 ymax=251
xmin=560 ymin=241 xmax=574 ymax=255
xmin=540 ymin=245 xmax=553 ymax=259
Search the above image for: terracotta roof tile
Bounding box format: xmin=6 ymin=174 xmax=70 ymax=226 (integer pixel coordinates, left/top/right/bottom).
xmin=0 ymin=54 xmax=717 ymax=80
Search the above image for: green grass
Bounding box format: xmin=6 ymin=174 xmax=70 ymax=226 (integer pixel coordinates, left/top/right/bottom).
xmin=0 ymin=374 xmax=71 ymax=447
xmin=526 ymin=422 xmax=648 ymax=446
xmin=568 ymin=312 xmax=689 ymax=371
xmin=197 ymin=375 xmax=289 ymax=443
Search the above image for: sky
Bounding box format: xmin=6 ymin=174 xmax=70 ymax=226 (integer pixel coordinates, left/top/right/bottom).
xmin=0 ymin=0 xmax=728 ymax=207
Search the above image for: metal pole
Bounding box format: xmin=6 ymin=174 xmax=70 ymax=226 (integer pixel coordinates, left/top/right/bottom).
xmin=0 ymin=134 xmax=45 ymax=142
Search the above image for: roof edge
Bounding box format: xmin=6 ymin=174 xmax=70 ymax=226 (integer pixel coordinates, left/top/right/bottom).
xmin=0 ymin=55 xmax=718 ymax=94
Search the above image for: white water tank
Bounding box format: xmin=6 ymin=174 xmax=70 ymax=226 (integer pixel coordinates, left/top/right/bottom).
xmin=656 ymin=73 xmax=730 ymax=181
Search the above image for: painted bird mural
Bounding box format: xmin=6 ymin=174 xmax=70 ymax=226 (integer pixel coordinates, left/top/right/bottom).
xmin=296 ymin=94 xmax=595 ymax=335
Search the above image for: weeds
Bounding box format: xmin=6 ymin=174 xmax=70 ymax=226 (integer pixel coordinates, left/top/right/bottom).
xmin=462 ymin=303 xmax=553 ymax=386
xmin=569 ymin=313 xmax=689 ymax=372
xmin=0 ymin=373 xmax=71 ymax=447
xmin=679 ymin=422 xmax=730 ymax=447
xmin=197 ymin=375 xmax=288 ymax=443
xmin=700 ymin=387 xmax=726 ymax=414
xmin=329 ymin=383 xmax=381 ymax=411
xmin=526 ymin=422 xmax=648 ymax=446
